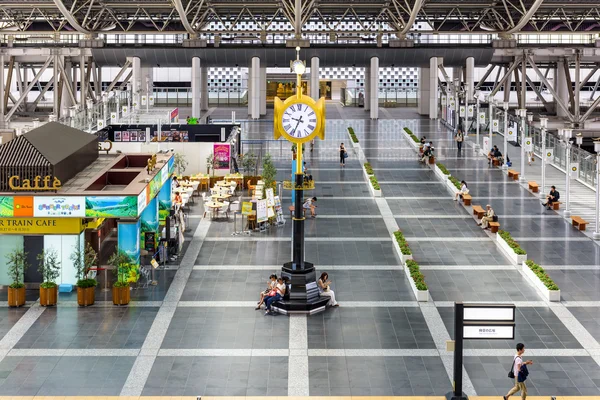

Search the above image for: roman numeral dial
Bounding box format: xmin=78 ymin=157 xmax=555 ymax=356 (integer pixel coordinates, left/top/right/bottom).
xmin=281 ymin=103 xmax=319 ymax=139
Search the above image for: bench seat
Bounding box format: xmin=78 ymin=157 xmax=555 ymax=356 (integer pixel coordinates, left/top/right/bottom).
xmin=472 ymin=205 xmax=485 ymax=219
xmin=507 ymin=169 xmax=519 ymax=180
xmin=488 ymin=221 xmax=500 ymax=233
xmin=528 ymin=181 xmax=539 ymax=193
xmin=462 ymin=194 xmax=472 ymax=206
xmin=571 ymin=216 xmax=588 ymax=231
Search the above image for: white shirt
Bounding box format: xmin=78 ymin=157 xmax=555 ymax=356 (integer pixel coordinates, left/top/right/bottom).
xmin=461 ymin=184 xmax=469 ymax=194
xmin=513 ymin=355 xmax=522 ymax=375
xmin=303 ymin=199 xmax=312 ymax=209
xmin=276 ymin=282 xmax=286 ymax=294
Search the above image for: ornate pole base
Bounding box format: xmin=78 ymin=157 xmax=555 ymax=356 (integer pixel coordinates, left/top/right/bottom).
xmin=272 ymin=261 xmax=329 ymax=314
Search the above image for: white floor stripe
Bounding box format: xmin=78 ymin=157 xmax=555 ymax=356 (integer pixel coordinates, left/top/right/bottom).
xmin=203 ymin=237 xmax=392 ymax=242
xmin=288 ymin=315 xmax=309 ymax=396
xmin=419 ymin=265 xmax=516 ymax=270
xmin=193 ymin=265 xmax=405 ymax=270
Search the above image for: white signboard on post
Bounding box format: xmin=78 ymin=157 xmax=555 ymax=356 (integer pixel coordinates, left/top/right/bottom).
xmin=492 ymin=120 xmax=499 ymax=132
xmin=110 ymin=112 xmax=117 ymax=124
xmin=256 ymin=199 xmax=268 ymax=223
xmin=507 ymin=126 xmax=516 ymax=141
xmin=467 ymin=106 xmax=474 ymax=117
xmin=570 ymin=163 xmax=580 ymax=178
xmin=464 ymin=306 xmax=515 ymax=321
xmin=479 ymin=112 xmax=486 ymax=124
xmin=441 ymin=96 xmax=447 ymax=105
xmin=459 ymin=106 xmax=466 ymax=117
xmin=545 ymin=148 xmax=553 ymax=163
xmin=149 ymin=96 xmax=155 ymax=106
xmin=483 ymin=137 xmax=490 ymax=154
xmin=141 ymin=96 xmax=147 ymax=106
xmin=463 ymin=324 xmax=515 ymax=340
xmin=462 ymin=303 xmax=516 ymax=340
xmin=524 ymin=137 xmax=533 ymax=151
xmin=97 ymin=119 xmax=104 ymax=131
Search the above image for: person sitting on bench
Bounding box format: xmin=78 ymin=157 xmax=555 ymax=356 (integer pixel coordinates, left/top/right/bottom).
xmin=420 ymin=145 xmax=434 ymax=163
xmin=303 ymin=162 xmax=313 ymax=183
xmin=542 ymin=186 xmax=560 ymax=210
xmin=478 ymin=204 xmax=495 ymax=230
xmin=303 ymin=197 xmax=317 ymax=218
xmin=454 ymin=180 xmax=469 ymax=201
xmin=264 ymin=277 xmax=286 ymax=316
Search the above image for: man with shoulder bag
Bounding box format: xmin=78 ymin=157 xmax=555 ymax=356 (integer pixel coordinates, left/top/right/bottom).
xmin=504 ymin=342 xmax=533 ymax=400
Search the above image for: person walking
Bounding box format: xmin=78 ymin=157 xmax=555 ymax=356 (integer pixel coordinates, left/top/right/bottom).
xmin=455 ymin=129 xmax=464 ymax=151
xmin=504 ymin=343 xmax=533 ymax=400
xmin=340 ymin=143 xmax=347 ymax=167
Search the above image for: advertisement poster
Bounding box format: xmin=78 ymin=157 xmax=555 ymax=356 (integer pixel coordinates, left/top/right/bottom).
xmin=13 ymin=197 xmax=33 ymax=217
xmin=137 ymin=189 xmax=148 ymax=217
xmin=85 ymin=196 xmax=138 ymax=218
xmin=266 ymin=188 xmax=275 ymax=207
xmin=241 ymin=202 xmax=253 ymax=215
xmin=170 ymin=107 xmax=179 ymax=123
xmin=213 ymin=144 xmax=231 ymax=170
xmin=122 ymin=131 xmax=130 ymax=142
xmin=158 ymin=178 xmax=173 ymax=221
xmin=140 ymin=197 xmax=158 ymax=251
xmin=117 ymin=220 xmax=141 ymax=280
xmin=0 ymin=196 xmax=14 ymax=217
xmin=483 ymin=137 xmax=490 ymax=154
xmin=34 ymin=196 xmax=85 ymax=217
xmin=114 ymin=131 xmax=122 ymax=141
xmin=256 ymin=199 xmax=268 ymax=223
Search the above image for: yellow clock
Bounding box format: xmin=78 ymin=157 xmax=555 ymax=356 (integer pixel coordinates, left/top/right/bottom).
xmin=274 ymin=95 xmax=325 ymax=144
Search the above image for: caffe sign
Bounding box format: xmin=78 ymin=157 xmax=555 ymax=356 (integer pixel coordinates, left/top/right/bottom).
xmin=9 ymin=176 xmax=61 ymax=191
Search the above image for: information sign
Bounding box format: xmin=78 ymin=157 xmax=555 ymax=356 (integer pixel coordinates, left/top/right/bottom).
xmin=241 ymin=202 xmax=253 ymax=216
xmin=266 ymin=188 xmax=275 ymax=207
xmin=545 ymin=148 xmax=553 ymax=163
xmin=463 ymin=304 xmax=515 ymax=321
xmin=256 ymin=199 xmax=268 ymax=223
xmin=524 ymin=137 xmax=533 ymax=151
xmin=463 ymin=323 xmax=515 ymax=339
xmin=479 ymin=112 xmax=486 ymax=124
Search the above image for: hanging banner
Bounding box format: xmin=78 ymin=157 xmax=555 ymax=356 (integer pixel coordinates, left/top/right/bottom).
xmin=570 ymin=163 xmax=580 ymax=178
xmin=141 ymin=96 xmax=147 ymax=106
xmin=110 ymin=112 xmax=118 ymax=124
xmin=467 ymin=105 xmax=474 ymax=117
xmin=441 ymin=96 xmax=447 ymax=105
xmin=149 ymin=96 xmax=155 ymax=106
xmin=483 ymin=137 xmax=491 ymax=154
xmin=459 ymin=106 xmax=466 ymax=117
xmin=34 ymin=196 xmax=85 ymax=217
xmin=213 ymin=144 xmax=231 ymax=170
xmin=524 ymin=137 xmax=533 ymax=151
xmin=256 ymin=199 xmax=268 ymax=223
xmin=492 ymin=120 xmax=499 ymax=133
xmin=479 ymin=112 xmax=486 ymax=124
xmin=170 ymin=107 xmax=179 ymax=123
xmin=122 ymin=105 xmax=128 ymax=116
xmin=545 ymin=148 xmax=554 ymax=163
xmin=507 ymin=126 xmax=516 ymax=141
xmin=97 ymin=119 xmax=105 ymax=131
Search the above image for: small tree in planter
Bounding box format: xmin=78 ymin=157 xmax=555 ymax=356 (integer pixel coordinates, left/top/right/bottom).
xmin=6 ymin=249 xmax=28 ymax=307
xmin=108 ymin=250 xmax=133 ymax=306
xmin=241 ymin=152 xmax=257 ymax=176
xmin=71 ymin=242 xmax=98 ymax=307
xmin=206 ymin=154 xmax=217 ymax=176
xmin=37 ymin=248 xmax=60 ymax=306
xmin=173 ymin=152 xmax=188 ymax=176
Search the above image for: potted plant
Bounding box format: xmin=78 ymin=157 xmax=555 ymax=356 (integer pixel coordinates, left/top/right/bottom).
xmin=174 ymin=152 xmax=188 ymax=175
xmin=206 ymin=154 xmax=214 ymax=176
xmin=241 ymin=152 xmax=257 ymax=175
xmin=37 ymin=248 xmax=60 ymax=306
xmin=6 ymin=249 xmax=28 ymax=307
xmin=71 ymin=242 xmax=98 ymax=307
xmin=108 ymin=250 xmax=133 ymax=306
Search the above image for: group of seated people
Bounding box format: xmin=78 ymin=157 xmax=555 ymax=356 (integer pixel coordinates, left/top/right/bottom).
xmin=454 ymin=180 xmax=497 ymax=230
xmin=487 ymin=145 xmax=511 ymax=167
xmin=419 ymin=137 xmax=435 ymax=163
xmin=255 ymin=272 xmax=338 ymax=315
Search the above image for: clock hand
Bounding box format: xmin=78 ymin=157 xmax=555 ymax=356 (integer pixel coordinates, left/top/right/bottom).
xmin=292 ymin=118 xmax=302 ymax=136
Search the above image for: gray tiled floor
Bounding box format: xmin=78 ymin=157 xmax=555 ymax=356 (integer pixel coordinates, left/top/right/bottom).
xmin=409 ymin=240 xmax=509 ymax=265
xmin=308 ymin=307 xmax=435 ymax=349
xmin=0 ymin=308 xmax=27 ymax=342
xmin=142 ymin=356 xmax=289 ymax=396
xmin=161 ymin=307 xmax=289 ymax=349
xmin=387 ymin=198 xmax=471 ymax=216
xmin=547 ymin=270 xmax=600 ymax=301
xmin=396 ymin=217 xmax=488 ymax=238
xmin=15 ymin=308 xmax=159 ymax=349
xmin=308 ymin=356 xmax=450 ymax=396
xmin=325 ymin=270 xmax=414 ymax=302
xmin=568 ymin=307 xmax=600 ymax=343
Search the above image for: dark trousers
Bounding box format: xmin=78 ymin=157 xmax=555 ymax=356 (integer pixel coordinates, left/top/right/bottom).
xmin=457 ymin=141 xmax=463 ymax=151
xmin=265 ymin=293 xmax=282 ymax=310
xmin=340 ymin=153 xmax=345 ymax=164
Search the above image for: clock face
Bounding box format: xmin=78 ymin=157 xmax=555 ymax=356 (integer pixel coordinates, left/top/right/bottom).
xmin=282 ymin=103 xmax=318 ymax=139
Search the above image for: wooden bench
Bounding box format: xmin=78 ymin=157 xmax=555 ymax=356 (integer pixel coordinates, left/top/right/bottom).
xmin=550 ymin=201 xmax=562 ymax=210
xmin=489 ymin=221 xmax=500 ymax=233
xmin=528 ymin=181 xmax=539 ymax=193
xmin=492 ymin=158 xmax=500 ymax=167
xmin=289 ymin=205 xmax=307 ymax=217
xmin=462 ymin=194 xmax=472 ymax=206
xmin=507 ymin=169 xmax=519 ymax=180
xmin=472 ymin=205 xmax=485 ymax=219
xmin=571 ymin=216 xmax=589 ymax=231
xmin=428 ymin=156 xmax=435 ymax=165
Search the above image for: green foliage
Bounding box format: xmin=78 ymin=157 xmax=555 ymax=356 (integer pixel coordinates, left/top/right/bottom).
xmin=403 ymin=127 xmax=419 ymax=143
xmin=498 ymin=230 xmax=527 ymax=255
xmin=364 ymin=163 xmax=374 ymax=175
xmin=348 ymin=127 xmax=359 ymax=143
xmin=240 ymin=152 xmax=257 ymax=175
xmin=40 ymin=282 xmax=57 ymax=289
xmin=369 ymin=175 xmax=380 ymax=191
xmin=406 ymin=260 xmax=428 ymax=291
xmin=71 ymin=242 xmax=98 ymax=288
xmin=449 ymin=176 xmax=462 ymax=190
xmin=205 ymin=154 xmax=216 ymax=176
xmin=436 ymin=163 xmax=451 ymax=176
xmin=108 ymin=249 xmax=134 ymax=287
xmin=393 ymin=230 xmax=412 ymax=255
xmin=174 ymin=152 xmax=188 ymax=175
xmin=261 ymin=154 xmax=278 ymax=198
xmin=37 ymin=248 xmax=61 ymax=286
xmin=525 ymin=260 xmax=559 ymax=290
xmin=6 ymin=248 xmax=28 ymax=288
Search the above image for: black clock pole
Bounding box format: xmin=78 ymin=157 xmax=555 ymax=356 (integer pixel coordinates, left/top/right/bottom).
xmin=291 ymin=171 xmax=305 ymax=268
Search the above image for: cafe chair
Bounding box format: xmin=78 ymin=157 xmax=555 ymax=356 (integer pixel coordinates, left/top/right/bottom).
xmin=229 ymin=182 xmax=237 ymax=196
xmin=247 ymin=179 xmax=256 ymax=196
xmin=218 ymin=201 xmax=230 ymax=219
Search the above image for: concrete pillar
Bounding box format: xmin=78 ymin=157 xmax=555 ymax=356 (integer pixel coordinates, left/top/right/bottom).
xmin=191 ymin=57 xmax=201 ymax=118
xmin=369 ymin=57 xmax=379 ymax=119
xmin=364 ymin=67 xmax=370 ymax=111
xmin=247 ymin=66 xmax=252 ymax=116
xmin=200 ymin=67 xmax=208 ymax=111
xmin=132 ymin=56 xmax=141 ymax=110
xmin=80 ymin=55 xmax=87 ymax=107
xmin=430 ymin=57 xmax=439 ymax=119
xmin=53 ymin=55 xmax=60 ymax=118
xmin=555 ymin=59 xmax=569 ymax=118
xmin=418 ymin=66 xmax=430 ymax=116
xmin=466 ymin=57 xmax=475 ymax=102
xmin=452 ymin=67 xmax=463 ymax=84
xmin=260 ymin=67 xmax=266 ymax=116
xmin=249 ymin=57 xmax=260 ymax=119
xmin=61 ymin=58 xmax=73 ymax=115
xmin=503 ymin=66 xmax=512 ymax=104
xmin=0 ymin=54 xmax=5 ymax=128
xmin=310 ymin=57 xmax=319 ymax=101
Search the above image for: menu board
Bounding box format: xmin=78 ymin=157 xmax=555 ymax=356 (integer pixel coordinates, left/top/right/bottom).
xmin=266 ymin=188 xmax=275 ymax=207
xmin=241 ymin=202 xmax=253 ymax=216
xmin=256 ymin=199 xmax=268 ymax=223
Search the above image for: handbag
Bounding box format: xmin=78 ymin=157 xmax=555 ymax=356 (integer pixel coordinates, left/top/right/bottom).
xmin=508 ymin=357 xmax=516 ymax=379
xmin=492 ymin=215 xmax=499 ymax=222
xmin=343 ymin=152 xmax=348 ymax=159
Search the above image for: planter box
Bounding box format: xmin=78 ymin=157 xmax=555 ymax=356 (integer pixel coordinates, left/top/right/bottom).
xmin=362 ymin=165 xmax=374 ymax=182
xmin=112 ymin=286 xmax=131 ymax=305
xmin=496 ymin=233 xmax=527 ymax=265
xmin=368 ymin=181 xmax=382 ymax=197
xmin=347 ymin=130 xmax=360 ymax=149
xmin=403 ymin=262 xmax=429 ymax=302
xmin=77 ymin=286 xmax=96 ymax=307
xmin=521 ymin=261 xmax=560 ymax=301
xmin=39 ymin=286 xmax=57 ymax=306
xmin=444 ymin=177 xmax=460 ymax=197
xmin=403 ymin=131 xmax=419 ymax=150
xmin=8 ymin=287 xmax=25 ymax=307
xmin=433 ymin=164 xmax=450 ymax=182
xmin=392 ymin=237 xmax=414 ymax=264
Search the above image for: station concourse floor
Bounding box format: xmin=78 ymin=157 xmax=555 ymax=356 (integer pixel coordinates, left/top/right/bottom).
xmin=0 ymin=105 xmax=599 ymax=399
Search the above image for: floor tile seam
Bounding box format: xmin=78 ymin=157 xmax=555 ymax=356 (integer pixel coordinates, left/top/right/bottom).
xmin=7 ymin=348 xmax=141 ymax=357
xmin=548 ymin=303 xmax=600 ymax=353
xmin=0 ymin=304 xmax=46 ymax=368
xmin=202 ymin=237 xmax=394 ymax=242
xmin=175 ymin=301 xmax=420 ymax=308
xmin=434 ymin=301 xmax=548 ymax=307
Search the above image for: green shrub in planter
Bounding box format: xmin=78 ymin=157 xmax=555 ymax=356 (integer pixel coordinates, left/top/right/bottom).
xmin=449 ymin=176 xmax=462 ymax=190
xmin=403 ymin=127 xmax=419 ymax=143
xmin=369 ymin=175 xmax=380 ymax=190
xmin=364 ymin=162 xmax=374 ymax=175
xmin=406 ymin=260 xmax=428 ymax=290
xmin=393 ymin=230 xmax=411 ymax=255
xmin=525 ymin=260 xmax=559 ymax=290
xmin=347 ymin=127 xmax=359 ymax=143
xmin=498 ymin=230 xmax=526 ymax=255
xmin=436 ymin=163 xmax=451 ymax=176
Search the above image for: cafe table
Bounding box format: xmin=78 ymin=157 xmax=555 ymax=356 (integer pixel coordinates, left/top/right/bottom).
xmin=205 ymin=201 xmax=224 ymax=219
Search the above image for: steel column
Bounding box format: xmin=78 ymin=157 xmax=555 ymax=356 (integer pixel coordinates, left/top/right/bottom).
xmin=5 ymin=57 xmax=52 ymax=120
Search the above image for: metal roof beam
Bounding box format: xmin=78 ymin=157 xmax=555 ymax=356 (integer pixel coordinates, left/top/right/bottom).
xmin=52 ymin=0 xmax=90 ymax=34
